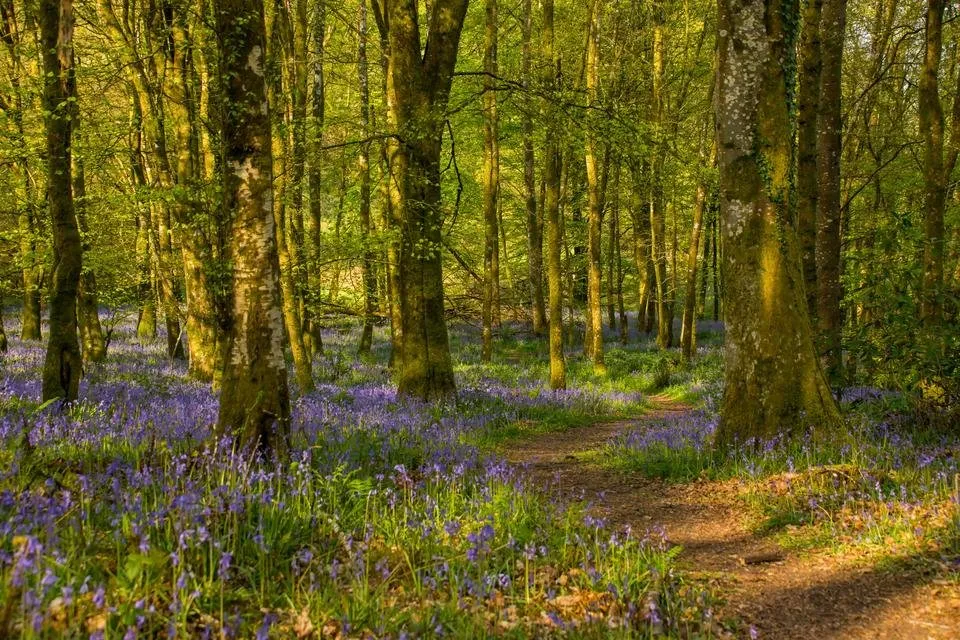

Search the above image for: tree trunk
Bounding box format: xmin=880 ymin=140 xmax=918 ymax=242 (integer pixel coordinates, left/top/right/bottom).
xmin=543 ymin=0 xmax=566 ymax=389
xmin=73 ymin=140 xmax=107 ymax=363
xmin=481 ymin=0 xmax=499 ymax=363
xmin=797 ymin=0 xmax=822 ymax=319
xmin=715 ymin=0 xmax=840 ymax=445
xmin=584 ymin=0 xmax=605 ymax=372
xmin=680 ymin=139 xmax=714 ymax=361
xmin=155 ymin=205 xmax=185 ymax=359
xmin=269 ymin=0 xmax=314 ymax=393
xmin=816 ymin=0 xmax=846 ymax=387
xmin=0 ymin=307 xmax=7 ymax=353
xmin=357 ymin=0 xmax=377 ymax=357
xmin=306 ymin=0 xmax=326 ymax=355
xmin=1 ymin=2 xmax=43 ymax=342
xmin=920 ymin=0 xmax=946 ymax=326
xmin=651 ymin=1 xmax=671 ymax=349
xmin=607 ymin=160 xmax=620 ymax=331
xmin=168 ymin=9 xmax=220 ymax=380
xmin=40 ymin=0 xmax=83 ymax=402
xmin=127 ymin=91 xmax=158 ymax=343
xmin=522 ymin=0 xmax=546 ymax=336
xmin=214 ymin=0 xmax=291 ymax=457
xmin=382 ymin=0 xmax=468 ymax=400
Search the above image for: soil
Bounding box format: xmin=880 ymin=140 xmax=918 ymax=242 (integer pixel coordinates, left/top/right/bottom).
xmin=504 ymin=396 xmax=960 ymax=639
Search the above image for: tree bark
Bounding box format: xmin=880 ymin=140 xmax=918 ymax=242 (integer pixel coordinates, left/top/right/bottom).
xmin=650 ymin=0 xmax=671 ymax=349
xmin=481 ymin=0 xmax=499 ymax=363
xmin=381 ymin=0 xmax=468 ymax=400
xmin=543 ymin=0 xmax=566 ymax=390
xmin=584 ymin=0 xmax=605 ymax=372
xmin=816 ymin=0 xmax=846 ymax=387
xmin=357 ymin=0 xmax=377 ymax=357
xmin=715 ymin=0 xmax=840 ymax=445
xmin=797 ymin=0 xmax=822 ymax=320
xmin=40 ymin=0 xmax=83 ymax=402
xmin=73 ymin=138 xmax=107 ymax=363
xmin=522 ymin=0 xmax=546 ymax=336
xmin=306 ymin=0 xmax=327 ymax=355
xmin=214 ymin=0 xmax=291 ymax=457
xmin=920 ymin=0 xmax=946 ymax=325
xmin=168 ymin=4 xmax=220 ymax=381
xmin=681 ymin=139 xmax=715 ymax=361
xmin=269 ymin=0 xmax=314 ymax=393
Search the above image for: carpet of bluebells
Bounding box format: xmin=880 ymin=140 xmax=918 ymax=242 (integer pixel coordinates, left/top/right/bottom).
xmin=0 ymin=313 xmax=720 ymax=639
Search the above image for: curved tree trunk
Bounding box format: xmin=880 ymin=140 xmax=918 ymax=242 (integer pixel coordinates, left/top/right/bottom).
xmin=715 ymin=0 xmax=840 ymax=445
xmin=40 ymin=0 xmax=83 ymax=402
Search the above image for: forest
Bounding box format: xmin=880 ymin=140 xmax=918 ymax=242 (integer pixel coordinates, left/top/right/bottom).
xmin=0 ymin=0 xmax=958 ymax=636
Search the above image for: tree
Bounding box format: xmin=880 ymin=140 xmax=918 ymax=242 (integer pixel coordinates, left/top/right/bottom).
xmin=521 ymin=0 xmax=546 ymax=336
xmin=919 ymin=0 xmax=946 ymax=326
xmin=816 ymin=0 xmax=846 ymax=387
xmin=715 ymin=0 xmax=840 ymax=444
xmin=584 ymin=0 xmax=605 ymax=372
xmin=214 ymin=0 xmax=291 ymax=456
xmin=543 ymin=0 xmax=565 ymax=390
xmin=797 ymin=0 xmax=822 ymax=320
xmin=377 ymin=0 xmax=469 ymax=400
xmin=40 ymin=0 xmax=83 ymax=402
xmin=681 ymin=136 xmax=714 ymax=361
xmin=481 ymin=0 xmax=500 ymax=363
xmin=357 ymin=0 xmax=377 ymax=357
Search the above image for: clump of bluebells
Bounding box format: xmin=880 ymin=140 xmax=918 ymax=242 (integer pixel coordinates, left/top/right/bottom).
xmin=601 ymin=337 xmax=960 ymax=566
xmin=0 ymin=315 xmax=716 ymax=638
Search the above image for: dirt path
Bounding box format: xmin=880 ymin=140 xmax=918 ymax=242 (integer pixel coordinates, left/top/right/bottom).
xmin=504 ymin=397 xmax=960 ymax=639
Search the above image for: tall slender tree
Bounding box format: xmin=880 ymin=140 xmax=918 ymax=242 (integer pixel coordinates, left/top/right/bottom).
xmin=376 ymin=0 xmax=469 ymax=399
xmin=481 ymin=0 xmax=500 ymax=363
xmin=521 ymin=0 xmax=546 ymax=336
xmin=816 ymin=0 xmax=846 ymax=386
xmin=357 ymin=0 xmax=377 ymax=357
xmin=40 ymin=0 xmax=83 ymax=402
xmin=584 ymin=0 xmax=605 ymax=372
xmin=543 ymin=0 xmax=565 ymax=390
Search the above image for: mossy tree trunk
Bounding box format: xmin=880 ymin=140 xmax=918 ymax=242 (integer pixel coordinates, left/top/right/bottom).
xmin=715 ymin=0 xmax=841 ymax=445
xmin=650 ymin=0 xmax=671 ymax=350
xmin=357 ymin=0 xmax=377 ymax=357
xmin=521 ymin=0 xmax=547 ymax=337
xmin=584 ymin=0 xmax=605 ymax=372
xmin=377 ymin=0 xmax=468 ymax=400
xmin=543 ymin=0 xmax=566 ymax=390
xmin=481 ymin=0 xmax=499 ymax=363
xmin=268 ymin=0 xmax=314 ymax=394
xmin=40 ymin=0 xmax=83 ymax=402
xmin=73 ymin=138 xmax=107 ymax=363
xmin=168 ymin=6 xmax=220 ymax=382
xmin=214 ymin=0 xmax=291 ymax=457
xmin=815 ymin=0 xmax=846 ymax=387
xmin=920 ymin=0 xmax=945 ymax=326
xmin=797 ymin=0 xmax=822 ymax=320
xmin=305 ymin=0 xmax=326 ymax=356
xmin=681 ymin=137 xmax=714 ymax=361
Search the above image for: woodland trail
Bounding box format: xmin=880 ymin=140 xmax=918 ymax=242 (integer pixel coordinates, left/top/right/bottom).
xmin=504 ymin=397 xmax=960 ymax=639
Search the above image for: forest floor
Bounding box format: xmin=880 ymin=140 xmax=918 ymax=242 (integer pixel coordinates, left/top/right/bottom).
xmin=504 ymin=396 xmax=960 ymax=639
